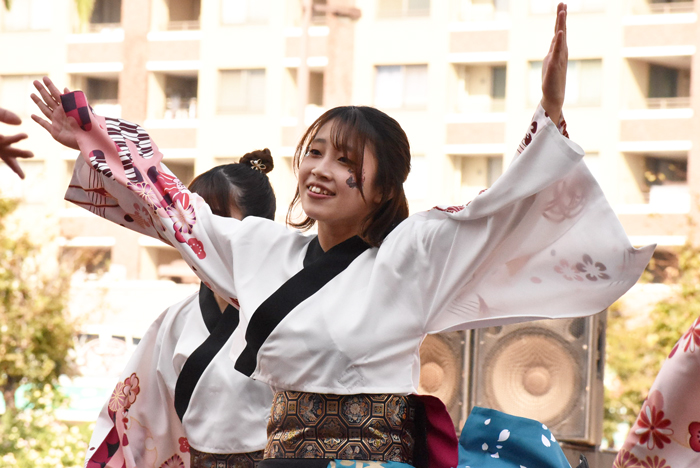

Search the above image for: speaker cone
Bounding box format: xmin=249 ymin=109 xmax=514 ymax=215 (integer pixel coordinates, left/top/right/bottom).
xmin=483 ymin=330 xmax=580 ymax=426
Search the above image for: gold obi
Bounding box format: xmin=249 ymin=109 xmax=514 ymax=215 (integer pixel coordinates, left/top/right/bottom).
xmin=190 ymin=447 xmax=265 ymax=468
xmin=265 ymin=391 xmax=417 ymax=464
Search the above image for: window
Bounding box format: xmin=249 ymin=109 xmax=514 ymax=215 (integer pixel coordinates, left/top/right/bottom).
xmin=309 ymin=71 xmax=324 ymax=107
xmin=455 ymin=155 xmax=503 ymax=202
xmin=86 ymin=78 xmax=119 ymax=101
xmin=649 ymin=65 xmax=679 ymax=98
xmin=164 ymin=74 xmax=198 ymax=119
xmin=221 ymin=0 xmax=269 ymax=25
xmin=644 ymin=156 xmax=688 ymax=208
xmin=530 ymin=0 xmax=604 ymax=14
xmin=644 ymin=157 xmax=687 ymax=186
xmin=167 ymin=161 xmax=195 ymax=186
xmin=167 ymin=0 xmax=200 ymax=29
xmin=0 ymin=75 xmax=44 ymax=116
xmin=2 ymin=0 xmax=51 ymax=31
xmin=377 ymin=0 xmax=430 ymax=18
xmin=455 ymin=65 xmax=506 ymax=113
xmin=529 ymin=59 xmax=602 ymax=107
xmin=90 ymin=0 xmax=121 ymax=25
xmin=218 ymin=69 xmax=266 ymax=114
xmin=312 ymin=0 xmax=328 ymax=23
xmin=375 ymin=65 xmax=428 ymax=110
xmin=460 ymin=0 xmax=509 ymax=20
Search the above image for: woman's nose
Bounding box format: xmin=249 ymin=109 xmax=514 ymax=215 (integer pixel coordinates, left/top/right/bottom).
xmin=310 ymin=156 xmax=332 ymax=178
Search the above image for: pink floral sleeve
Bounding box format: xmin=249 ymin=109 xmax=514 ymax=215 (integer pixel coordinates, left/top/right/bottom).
xmin=62 ymin=91 xmax=239 ymax=301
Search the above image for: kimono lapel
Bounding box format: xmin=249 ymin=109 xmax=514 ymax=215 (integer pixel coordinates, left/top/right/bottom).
xmin=235 ymin=235 xmax=370 ymax=376
xmin=174 ymin=284 xmax=239 ymax=421
xmin=199 ymin=282 xmax=224 ymax=333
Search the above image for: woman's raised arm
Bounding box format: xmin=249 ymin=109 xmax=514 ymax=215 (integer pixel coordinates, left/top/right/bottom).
xmin=30 ymin=78 xmax=260 ymax=303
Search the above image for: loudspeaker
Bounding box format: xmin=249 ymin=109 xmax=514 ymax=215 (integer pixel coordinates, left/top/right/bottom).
xmin=469 ymin=312 xmax=607 ymax=445
xmin=418 ymin=330 xmax=471 ymax=431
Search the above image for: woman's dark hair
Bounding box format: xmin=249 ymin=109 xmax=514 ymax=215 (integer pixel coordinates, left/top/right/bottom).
xmin=189 ymin=149 xmax=276 ymax=220
xmin=287 ymin=106 xmax=411 ymax=246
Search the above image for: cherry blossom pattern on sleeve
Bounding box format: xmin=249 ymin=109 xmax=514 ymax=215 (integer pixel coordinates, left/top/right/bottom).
xmin=669 ymin=316 xmax=700 ymax=357
xmin=87 ymin=373 xmax=142 ymax=468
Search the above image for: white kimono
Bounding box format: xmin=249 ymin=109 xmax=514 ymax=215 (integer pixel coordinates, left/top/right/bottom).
xmin=63 ymin=92 xmax=653 ymax=399
xmin=83 ymin=287 xmax=272 ymax=468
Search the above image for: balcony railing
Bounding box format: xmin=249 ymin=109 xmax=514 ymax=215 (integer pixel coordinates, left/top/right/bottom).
xmin=456 ymin=96 xmax=505 ymax=114
xmin=647 ymin=183 xmax=690 ymax=211
xmin=645 ymin=96 xmax=692 ymax=109
xmin=632 ymin=1 xmax=695 ymax=15
xmin=91 ymin=100 xmax=122 ymax=118
xmin=166 ymin=20 xmax=200 ymax=31
xmin=164 ymin=97 xmax=197 ymax=119
xmin=88 ymin=22 xmax=122 ymax=33
xmin=73 ymin=22 xmax=122 ymax=34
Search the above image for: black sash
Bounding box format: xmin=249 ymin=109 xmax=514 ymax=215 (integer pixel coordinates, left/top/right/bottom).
xmin=174 ymin=283 xmax=240 ymax=421
xmin=234 ymin=235 xmax=370 ymax=376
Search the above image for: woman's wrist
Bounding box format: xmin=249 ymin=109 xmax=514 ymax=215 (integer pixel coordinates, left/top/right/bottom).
xmin=540 ymin=98 xmax=562 ymax=127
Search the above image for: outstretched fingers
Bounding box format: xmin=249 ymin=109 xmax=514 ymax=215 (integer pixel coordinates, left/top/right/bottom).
xmin=43 ymin=76 xmax=64 ymax=104
xmin=0 ymin=145 xmax=33 ymax=159
xmin=33 ymin=79 xmax=60 ymax=114
xmin=0 ymin=107 xmax=21 ymax=126
xmin=0 ymin=132 xmax=29 ymax=146
xmin=30 ymin=93 xmax=54 ymax=120
xmin=31 ymin=113 xmax=53 ymax=133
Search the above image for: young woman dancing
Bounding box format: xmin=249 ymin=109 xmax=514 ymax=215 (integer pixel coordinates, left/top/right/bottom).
xmin=34 ymin=4 xmax=652 ymax=468
xmin=76 ymin=152 xmax=277 ymax=468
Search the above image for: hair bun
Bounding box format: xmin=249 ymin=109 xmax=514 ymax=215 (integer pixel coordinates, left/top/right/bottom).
xmin=240 ymin=148 xmax=274 ymax=174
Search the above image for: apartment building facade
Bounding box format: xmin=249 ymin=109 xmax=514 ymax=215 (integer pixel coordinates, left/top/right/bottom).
xmin=1 ymin=0 xmax=698 ymax=362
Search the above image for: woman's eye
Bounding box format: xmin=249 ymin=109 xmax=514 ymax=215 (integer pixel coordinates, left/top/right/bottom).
xmin=308 ymin=149 xmax=322 ymax=157
xmin=338 ymin=157 xmax=351 ymax=164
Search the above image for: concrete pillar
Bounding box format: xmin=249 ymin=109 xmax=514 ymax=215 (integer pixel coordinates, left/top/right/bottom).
xmin=323 ymin=0 xmax=358 ymax=108
xmin=119 ymin=0 xmax=151 ymax=123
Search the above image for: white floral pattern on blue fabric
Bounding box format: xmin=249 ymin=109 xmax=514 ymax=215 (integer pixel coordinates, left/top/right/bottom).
xmin=457 ymin=407 xmax=572 ymax=468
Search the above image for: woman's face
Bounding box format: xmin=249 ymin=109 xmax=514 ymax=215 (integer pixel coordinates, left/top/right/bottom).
xmin=298 ymin=120 xmax=382 ymax=234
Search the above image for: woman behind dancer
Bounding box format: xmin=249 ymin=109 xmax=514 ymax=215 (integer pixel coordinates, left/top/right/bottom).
xmin=613 ymin=315 xmax=700 ymax=468
xmin=81 ymin=151 xmax=277 ymax=468
xmin=35 ymin=4 xmax=652 ymax=467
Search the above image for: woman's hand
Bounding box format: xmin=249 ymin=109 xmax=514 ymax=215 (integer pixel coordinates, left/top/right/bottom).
xmin=541 ymin=3 xmax=568 ymax=126
xmin=31 ymin=77 xmax=80 ymax=150
xmin=0 ymin=107 xmax=34 ymax=179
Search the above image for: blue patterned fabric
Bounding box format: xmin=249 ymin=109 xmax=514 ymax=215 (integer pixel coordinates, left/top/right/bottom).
xmin=457 ymin=407 xmax=572 ymax=468
xmin=326 ymin=461 xmax=414 ymax=468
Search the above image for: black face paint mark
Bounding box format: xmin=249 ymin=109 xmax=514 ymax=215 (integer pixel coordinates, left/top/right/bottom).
xmin=346 ymin=169 xmax=358 ymax=189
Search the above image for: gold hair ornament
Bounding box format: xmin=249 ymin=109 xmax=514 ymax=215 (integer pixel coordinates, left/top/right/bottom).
xmin=250 ymin=159 xmax=267 ymax=172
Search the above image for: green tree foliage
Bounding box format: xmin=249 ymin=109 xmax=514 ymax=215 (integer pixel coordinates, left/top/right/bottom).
xmin=0 ymin=198 xmax=87 ymax=467
xmin=604 ymin=246 xmax=700 ymax=448
xmin=1 ymin=385 xmax=91 ymax=468
xmin=0 ymin=198 xmax=74 ymax=411
xmin=75 ymin=0 xmax=96 ymax=25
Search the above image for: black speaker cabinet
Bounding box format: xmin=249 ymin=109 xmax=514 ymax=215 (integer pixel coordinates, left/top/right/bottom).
xmin=469 ymin=312 xmax=607 ymax=446
xmin=418 ymin=330 xmax=471 ymax=431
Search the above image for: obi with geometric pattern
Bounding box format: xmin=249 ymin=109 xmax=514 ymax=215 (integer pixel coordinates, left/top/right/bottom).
xmin=265 ymin=392 xmax=418 ymax=464
xmin=190 ymin=447 xmax=265 ymax=468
